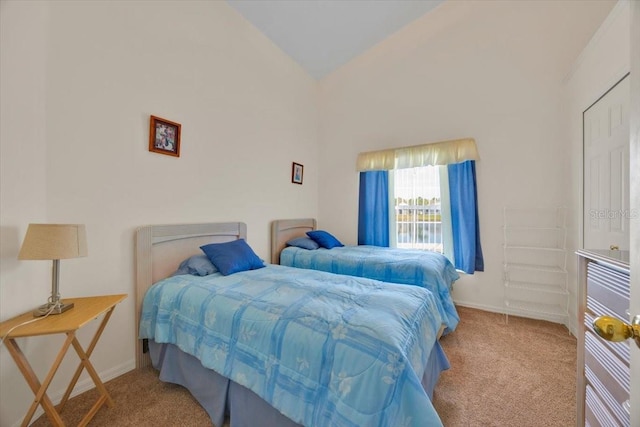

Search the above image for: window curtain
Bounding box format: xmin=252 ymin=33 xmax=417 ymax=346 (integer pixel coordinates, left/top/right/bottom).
xmin=448 ymin=160 xmax=484 ymax=274
xmin=358 ymin=171 xmax=390 ymax=246
xmin=438 ymin=167 xmax=455 ymax=263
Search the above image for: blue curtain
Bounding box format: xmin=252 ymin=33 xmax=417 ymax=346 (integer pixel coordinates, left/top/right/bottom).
xmin=358 ymin=171 xmax=390 ymax=246
xmin=448 ymin=160 xmax=484 ymax=273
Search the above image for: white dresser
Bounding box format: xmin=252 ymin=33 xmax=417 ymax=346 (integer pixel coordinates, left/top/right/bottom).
xmin=577 ymin=249 xmax=631 ymax=427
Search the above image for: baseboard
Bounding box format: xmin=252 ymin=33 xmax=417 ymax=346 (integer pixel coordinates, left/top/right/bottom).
xmin=11 ymin=358 xmax=136 ymax=427
xmin=454 ymin=300 xmax=506 ymax=315
xmin=455 ymin=300 xmax=575 ymax=336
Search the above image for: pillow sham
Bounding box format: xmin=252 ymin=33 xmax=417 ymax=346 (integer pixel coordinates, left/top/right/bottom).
xmin=200 ymin=238 xmax=265 ymax=276
xmin=306 ymin=230 xmax=344 ymax=249
xmin=173 ymin=254 xmax=218 ymax=276
xmin=286 ymin=236 xmax=320 ymax=250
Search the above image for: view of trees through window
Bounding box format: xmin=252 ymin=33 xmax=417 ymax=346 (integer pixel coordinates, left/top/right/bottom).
xmin=393 ymin=166 xmax=443 ymax=253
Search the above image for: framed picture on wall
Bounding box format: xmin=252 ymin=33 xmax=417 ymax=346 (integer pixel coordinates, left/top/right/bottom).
xmin=292 ymin=162 xmax=304 ymax=184
xmin=149 ymin=115 xmax=181 ymax=157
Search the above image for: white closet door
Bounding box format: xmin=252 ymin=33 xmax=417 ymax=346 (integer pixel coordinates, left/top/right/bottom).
xmin=583 ymin=75 xmax=630 ymax=251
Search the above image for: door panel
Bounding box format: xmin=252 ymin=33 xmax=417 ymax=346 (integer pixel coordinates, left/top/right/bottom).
xmin=583 ymin=76 xmax=630 ymax=251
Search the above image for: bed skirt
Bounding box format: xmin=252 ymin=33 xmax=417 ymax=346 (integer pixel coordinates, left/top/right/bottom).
xmin=149 ymin=340 xmax=449 ymax=427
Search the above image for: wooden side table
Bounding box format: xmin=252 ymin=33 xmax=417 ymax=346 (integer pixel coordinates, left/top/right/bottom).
xmin=0 ymin=294 xmax=127 ymax=427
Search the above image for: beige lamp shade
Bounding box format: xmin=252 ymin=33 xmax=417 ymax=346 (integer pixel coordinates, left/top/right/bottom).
xmin=18 ymin=224 xmax=88 ymax=260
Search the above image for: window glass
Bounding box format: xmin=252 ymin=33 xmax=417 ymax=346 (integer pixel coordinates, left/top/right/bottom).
xmin=393 ymin=166 xmax=443 ymax=253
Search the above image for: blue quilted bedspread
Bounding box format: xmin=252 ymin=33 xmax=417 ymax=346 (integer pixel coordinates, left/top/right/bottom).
xmin=280 ymin=246 xmax=460 ymax=333
xmin=139 ymin=264 xmax=445 ymax=427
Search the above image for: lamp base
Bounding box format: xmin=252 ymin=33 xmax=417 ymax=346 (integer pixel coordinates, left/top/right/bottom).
xmin=33 ymin=301 xmax=74 ymax=317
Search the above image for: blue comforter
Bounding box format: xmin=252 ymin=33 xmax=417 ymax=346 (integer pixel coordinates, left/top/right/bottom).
xmin=280 ymin=245 xmax=460 ymax=333
xmin=139 ymin=264 xmax=445 ymax=427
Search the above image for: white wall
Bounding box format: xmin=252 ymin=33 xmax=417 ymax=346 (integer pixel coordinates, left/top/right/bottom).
xmin=0 ymin=3 xmax=53 ymax=424
xmin=0 ymin=1 xmax=318 ymax=425
xmin=317 ymin=0 xmax=616 ymax=318
xmin=563 ymin=1 xmax=630 ymax=335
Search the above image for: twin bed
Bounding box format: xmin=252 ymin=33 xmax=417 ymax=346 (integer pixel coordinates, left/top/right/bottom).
xmin=271 ymin=218 xmax=460 ymax=334
xmin=136 ymin=221 xmax=455 ymax=427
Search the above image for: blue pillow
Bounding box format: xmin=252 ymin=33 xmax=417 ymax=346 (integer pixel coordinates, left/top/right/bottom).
xmin=200 ymin=239 xmax=265 ymax=276
xmin=306 ymin=230 xmax=344 ymax=249
xmin=286 ymin=237 xmax=320 ymax=250
xmin=173 ymin=254 xmax=218 ymax=276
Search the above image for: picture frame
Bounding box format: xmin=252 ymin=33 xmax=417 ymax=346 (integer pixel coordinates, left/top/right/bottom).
xmin=292 ymin=162 xmax=304 ymax=185
xmin=149 ymin=115 xmax=181 ymax=157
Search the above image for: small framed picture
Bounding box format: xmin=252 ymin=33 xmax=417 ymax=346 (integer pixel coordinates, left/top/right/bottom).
xmin=292 ymin=162 xmax=304 ymax=185
xmin=149 ymin=115 xmax=181 ymax=157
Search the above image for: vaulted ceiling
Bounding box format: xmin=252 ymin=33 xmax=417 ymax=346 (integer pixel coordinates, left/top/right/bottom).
xmin=226 ymin=0 xmax=445 ymax=79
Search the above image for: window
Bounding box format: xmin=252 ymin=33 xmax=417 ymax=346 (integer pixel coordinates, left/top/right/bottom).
xmin=357 ymin=138 xmax=483 ymax=273
xmin=392 ymin=166 xmax=444 ymax=253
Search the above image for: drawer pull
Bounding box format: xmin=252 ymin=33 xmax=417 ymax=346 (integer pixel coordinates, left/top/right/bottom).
xmin=593 ymin=315 xmax=640 ymax=349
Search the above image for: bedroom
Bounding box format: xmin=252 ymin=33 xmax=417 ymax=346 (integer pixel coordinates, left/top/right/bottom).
xmin=1 ymin=0 xmax=638 ymax=426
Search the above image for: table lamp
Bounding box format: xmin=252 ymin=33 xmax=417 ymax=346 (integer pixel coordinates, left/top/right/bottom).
xmin=18 ymin=224 xmax=88 ymax=317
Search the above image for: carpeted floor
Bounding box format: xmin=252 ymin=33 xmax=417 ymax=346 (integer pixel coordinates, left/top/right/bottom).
xmin=31 ymin=306 xmax=576 ymax=426
xmin=432 ymin=306 xmax=577 ymax=426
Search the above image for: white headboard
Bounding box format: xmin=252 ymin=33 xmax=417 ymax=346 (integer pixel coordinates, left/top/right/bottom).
xmin=135 ymin=222 xmax=247 ymax=368
xmin=270 ymin=218 xmax=317 ymax=264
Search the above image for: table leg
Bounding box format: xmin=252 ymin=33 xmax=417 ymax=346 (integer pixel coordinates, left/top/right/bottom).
xmin=5 ymin=335 xmax=74 ymax=427
xmin=57 ymin=306 xmax=116 ymax=426
xmin=70 ymin=336 xmax=115 ymax=426
xmin=58 ymin=306 xmax=116 ymax=411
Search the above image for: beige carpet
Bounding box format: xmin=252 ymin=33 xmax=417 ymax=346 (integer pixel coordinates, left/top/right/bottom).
xmin=433 ymin=306 xmax=577 ymax=427
xmin=31 ymin=306 xmax=576 ymax=426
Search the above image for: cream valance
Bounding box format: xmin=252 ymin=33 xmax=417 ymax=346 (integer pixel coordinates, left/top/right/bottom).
xmin=355 ymin=148 xmax=396 ymax=171
xmin=356 ymin=138 xmax=479 ymax=171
